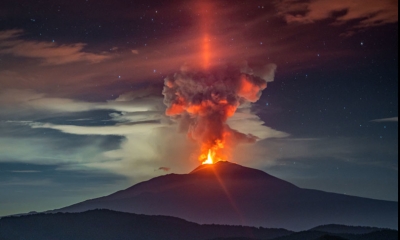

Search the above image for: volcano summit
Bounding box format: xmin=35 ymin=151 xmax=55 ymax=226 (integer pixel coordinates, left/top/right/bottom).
xmin=52 ymin=162 xmax=398 ymax=231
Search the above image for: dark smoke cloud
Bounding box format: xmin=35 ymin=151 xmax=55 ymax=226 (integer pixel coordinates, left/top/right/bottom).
xmin=158 ymin=167 xmax=171 ymax=172
xmin=162 ymin=63 xmax=276 ymax=161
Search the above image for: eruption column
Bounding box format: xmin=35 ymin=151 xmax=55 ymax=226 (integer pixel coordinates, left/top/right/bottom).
xmin=162 ymin=63 xmax=276 ymax=164
xmin=163 ymin=0 xmax=276 ymax=164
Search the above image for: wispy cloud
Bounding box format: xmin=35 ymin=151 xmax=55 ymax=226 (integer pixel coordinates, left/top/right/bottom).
xmin=274 ymin=0 xmax=398 ymax=35
xmin=0 ymin=29 xmax=111 ymax=65
xmin=232 ymin=136 xmax=398 ymax=172
xmin=30 ymin=122 xmax=163 ymax=136
xmin=0 ymin=89 xmax=164 ymax=119
xmin=370 ymin=117 xmax=398 ymax=122
xmin=0 ymin=87 xmax=291 ymax=179
xmin=9 ymin=170 xmax=41 ymax=173
xmin=0 ymin=178 xmax=53 ymax=186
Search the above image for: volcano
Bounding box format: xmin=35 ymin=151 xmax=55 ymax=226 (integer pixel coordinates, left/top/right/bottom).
xmin=52 ymin=162 xmax=398 ymax=231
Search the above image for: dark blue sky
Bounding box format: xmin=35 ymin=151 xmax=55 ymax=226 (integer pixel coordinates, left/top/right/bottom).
xmin=0 ymin=0 xmax=397 ymax=216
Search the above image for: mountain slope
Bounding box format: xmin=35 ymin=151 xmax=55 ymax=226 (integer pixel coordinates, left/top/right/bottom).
xmin=53 ymin=161 xmax=398 ymax=231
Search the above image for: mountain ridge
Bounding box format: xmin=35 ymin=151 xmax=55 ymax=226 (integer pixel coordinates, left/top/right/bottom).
xmin=1 ymin=209 xmax=397 ymax=240
xmin=50 ymin=161 xmax=398 ymax=231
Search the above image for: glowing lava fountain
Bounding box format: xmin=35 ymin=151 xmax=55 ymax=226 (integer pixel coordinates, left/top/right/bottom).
xmin=202 ymin=149 xmax=217 ymax=165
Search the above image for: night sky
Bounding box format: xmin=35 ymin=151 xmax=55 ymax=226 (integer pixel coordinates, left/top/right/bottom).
xmin=0 ymin=0 xmax=398 ymax=216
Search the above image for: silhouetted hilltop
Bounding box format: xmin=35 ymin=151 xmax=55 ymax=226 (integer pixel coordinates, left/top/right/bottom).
xmin=310 ymin=224 xmax=385 ymax=234
xmin=270 ymin=229 xmax=398 ymax=240
xmin=0 ymin=209 xmax=290 ymax=240
xmin=216 ymin=230 xmax=398 ymax=240
xmin=0 ymin=210 xmax=397 ymax=240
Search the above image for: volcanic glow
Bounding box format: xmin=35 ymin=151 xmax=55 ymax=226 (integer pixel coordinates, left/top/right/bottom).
xmin=202 ymin=34 xmax=211 ymax=69
xmin=199 ymin=0 xmax=212 ymax=70
xmin=162 ymin=64 xmax=275 ymax=165
xmin=162 ymin=0 xmax=276 ymax=165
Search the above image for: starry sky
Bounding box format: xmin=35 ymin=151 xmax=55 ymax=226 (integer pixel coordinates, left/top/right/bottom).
xmin=0 ymin=0 xmax=398 ymax=216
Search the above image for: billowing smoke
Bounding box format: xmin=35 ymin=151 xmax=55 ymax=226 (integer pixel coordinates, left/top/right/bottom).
xmin=162 ymin=62 xmax=276 ymax=162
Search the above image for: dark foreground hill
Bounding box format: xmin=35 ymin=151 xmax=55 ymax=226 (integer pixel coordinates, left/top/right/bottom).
xmin=268 ymin=229 xmax=398 ymax=240
xmin=0 ymin=210 xmax=397 ymax=240
xmin=0 ymin=209 xmax=291 ymax=240
xmin=310 ymin=224 xmax=386 ymax=234
xmin=52 ymin=161 xmax=398 ymax=231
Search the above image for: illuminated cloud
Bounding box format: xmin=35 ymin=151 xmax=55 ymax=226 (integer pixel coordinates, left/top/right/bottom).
xmin=0 ymin=29 xmax=111 ymax=65
xmin=227 ymin=109 xmax=290 ymax=140
xmin=0 ymin=88 xmax=290 ymax=179
xmin=0 ymin=89 xmax=163 ymax=117
xmin=231 ymin=136 xmax=398 ymax=173
xmin=0 ymin=29 xmax=23 ymax=40
xmin=274 ymin=0 xmax=398 ymax=29
xmin=30 ymin=122 xmax=162 ymax=136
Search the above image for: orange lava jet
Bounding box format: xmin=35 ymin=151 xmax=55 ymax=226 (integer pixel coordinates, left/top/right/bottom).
xmin=201 ymin=148 xmax=225 ymax=165
xmin=200 ymin=140 xmax=225 ymax=165
xmin=202 ymin=149 xmax=214 ymax=165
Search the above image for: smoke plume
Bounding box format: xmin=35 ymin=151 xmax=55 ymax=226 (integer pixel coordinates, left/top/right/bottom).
xmin=163 ymin=63 xmax=277 ymax=162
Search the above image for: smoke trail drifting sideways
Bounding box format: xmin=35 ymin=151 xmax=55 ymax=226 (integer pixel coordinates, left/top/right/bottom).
xmin=162 ymin=63 xmax=276 ymax=163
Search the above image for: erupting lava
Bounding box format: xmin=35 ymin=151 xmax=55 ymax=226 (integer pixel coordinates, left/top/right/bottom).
xmin=201 ymin=149 xmax=215 ymax=165
xmin=199 ymin=136 xmax=226 ymax=164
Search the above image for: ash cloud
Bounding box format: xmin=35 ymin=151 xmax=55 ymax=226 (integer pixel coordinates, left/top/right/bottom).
xmin=162 ymin=63 xmax=277 ymax=160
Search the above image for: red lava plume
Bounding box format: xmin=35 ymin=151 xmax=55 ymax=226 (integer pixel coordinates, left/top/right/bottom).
xmin=162 ymin=63 xmax=276 ymax=164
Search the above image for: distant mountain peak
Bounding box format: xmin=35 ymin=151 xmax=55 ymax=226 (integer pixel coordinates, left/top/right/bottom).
xmin=189 ymin=161 xmax=296 ymax=185
xmin=190 ymin=161 xmax=243 ymax=173
xmin=190 ymin=161 xmax=268 ymax=176
xmin=51 ymin=161 xmax=398 ymax=231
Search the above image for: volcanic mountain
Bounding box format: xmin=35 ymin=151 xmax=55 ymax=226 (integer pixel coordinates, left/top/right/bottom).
xmin=52 ymin=161 xmax=398 ymax=231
